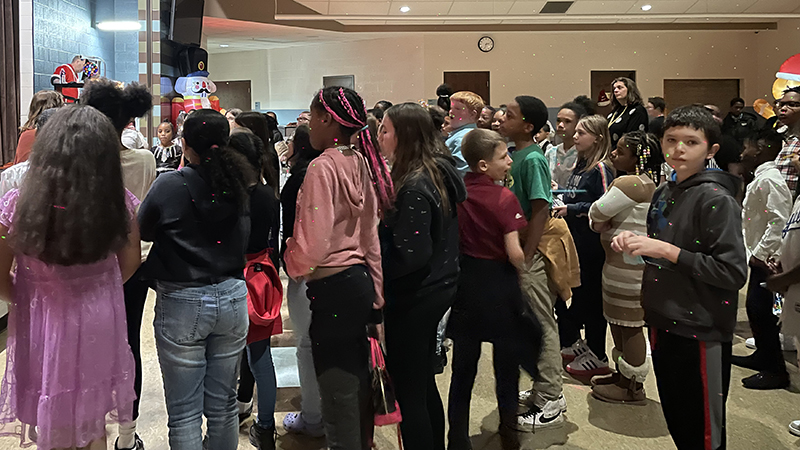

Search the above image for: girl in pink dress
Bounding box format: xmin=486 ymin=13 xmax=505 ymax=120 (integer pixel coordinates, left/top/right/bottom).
xmin=0 ymin=105 xmax=142 ymax=450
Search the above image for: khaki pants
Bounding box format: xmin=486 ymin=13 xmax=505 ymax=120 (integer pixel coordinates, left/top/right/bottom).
xmin=519 ymin=252 xmax=562 ymax=402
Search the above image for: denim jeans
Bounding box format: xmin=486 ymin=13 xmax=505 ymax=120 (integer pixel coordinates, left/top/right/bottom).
xmin=154 ymin=278 xmax=248 ymax=450
xmin=286 ymin=278 xmax=322 ymax=424
xmin=248 ymin=339 xmax=277 ymax=428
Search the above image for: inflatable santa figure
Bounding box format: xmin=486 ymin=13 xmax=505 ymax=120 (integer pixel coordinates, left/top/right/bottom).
xmin=172 ymin=48 xmax=220 ymax=123
xmin=773 ymin=53 xmax=800 ymax=100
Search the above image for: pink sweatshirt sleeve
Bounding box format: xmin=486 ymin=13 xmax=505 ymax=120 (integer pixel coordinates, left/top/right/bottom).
xmin=362 ymin=187 xmax=385 ymax=309
xmin=285 ymin=160 xmax=335 ymax=279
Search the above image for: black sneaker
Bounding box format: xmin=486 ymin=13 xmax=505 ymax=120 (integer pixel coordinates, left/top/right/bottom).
xmin=114 ymin=434 xmax=144 ymax=450
xmin=249 ymin=423 xmax=276 ymax=450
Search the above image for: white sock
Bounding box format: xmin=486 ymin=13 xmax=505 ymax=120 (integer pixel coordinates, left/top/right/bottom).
xmin=238 ymin=400 xmax=253 ymax=415
xmin=117 ymin=420 xmax=136 ymax=449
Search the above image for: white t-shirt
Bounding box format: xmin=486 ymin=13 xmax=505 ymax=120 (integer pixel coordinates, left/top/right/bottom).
xmin=780 ymin=196 xmax=800 ymax=340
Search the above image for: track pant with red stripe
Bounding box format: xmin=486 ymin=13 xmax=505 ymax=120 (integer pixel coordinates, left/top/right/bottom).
xmin=651 ymin=328 xmax=732 ymax=450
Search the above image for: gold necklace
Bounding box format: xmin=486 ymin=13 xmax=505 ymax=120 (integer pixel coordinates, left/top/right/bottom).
xmin=608 ymin=105 xmax=629 ymax=127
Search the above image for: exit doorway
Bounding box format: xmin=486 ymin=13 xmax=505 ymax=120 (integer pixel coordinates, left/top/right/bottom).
xmin=444 ymin=71 xmax=490 ymax=106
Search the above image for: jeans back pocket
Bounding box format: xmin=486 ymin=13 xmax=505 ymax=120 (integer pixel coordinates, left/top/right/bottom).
xmin=156 ymin=285 xmax=204 ymax=344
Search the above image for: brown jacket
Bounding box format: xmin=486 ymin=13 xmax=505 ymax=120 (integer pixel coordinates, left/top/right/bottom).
xmin=537 ymin=216 xmax=580 ymax=301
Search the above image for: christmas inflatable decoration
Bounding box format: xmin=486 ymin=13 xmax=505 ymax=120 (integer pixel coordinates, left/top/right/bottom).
xmin=753 ymin=98 xmax=775 ymax=120
xmin=773 ymin=53 xmax=800 ymax=100
xmin=171 ymin=47 xmax=220 ymax=124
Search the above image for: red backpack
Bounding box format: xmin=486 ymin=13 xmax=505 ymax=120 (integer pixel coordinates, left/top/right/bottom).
xmin=244 ymin=249 xmax=283 ymax=344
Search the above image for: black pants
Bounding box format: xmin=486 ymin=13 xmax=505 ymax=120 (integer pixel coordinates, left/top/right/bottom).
xmin=385 ymin=286 xmax=454 ymax=450
xmin=447 ymin=257 xmax=540 ymax=450
xmin=651 ymin=328 xmax=731 ymax=450
xmin=557 ymin=242 xmax=607 ymax=359
xmin=307 ymin=266 xmax=374 ymax=450
xmin=745 ymin=264 xmax=787 ymax=374
xmin=123 ymin=266 xmax=149 ymax=420
xmin=237 ymin=348 xmax=255 ymax=403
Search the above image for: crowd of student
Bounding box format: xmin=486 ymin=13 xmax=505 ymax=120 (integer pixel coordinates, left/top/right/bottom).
xmin=0 ymin=74 xmax=798 ymax=450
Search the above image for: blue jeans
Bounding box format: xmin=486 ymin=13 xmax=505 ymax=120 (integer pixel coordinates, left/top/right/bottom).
xmin=154 ymin=278 xmax=249 ymax=450
xmin=248 ymin=339 xmax=277 ymax=428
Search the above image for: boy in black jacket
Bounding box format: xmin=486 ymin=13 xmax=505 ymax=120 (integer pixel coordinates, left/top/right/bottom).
xmin=612 ymin=105 xmax=747 ymax=450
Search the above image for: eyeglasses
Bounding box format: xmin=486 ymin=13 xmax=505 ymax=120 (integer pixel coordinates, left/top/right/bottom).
xmin=776 ymin=101 xmax=800 ymax=109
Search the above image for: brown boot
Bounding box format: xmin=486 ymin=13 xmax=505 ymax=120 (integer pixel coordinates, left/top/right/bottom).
xmin=591 ymin=357 xmax=649 ymax=405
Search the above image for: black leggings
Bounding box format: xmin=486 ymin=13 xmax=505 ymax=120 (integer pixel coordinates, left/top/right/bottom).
xmin=557 ymin=241 xmax=607 ymax=360
xmin=385 ymin=287 xmax=454 ymax=450
xmin=123 ymin=266 xmax=149 ymax=420
xmin=237 ymin=348 xmax=255 ymax=403
xmin=307 ymin=265 xmax=375 ymax=450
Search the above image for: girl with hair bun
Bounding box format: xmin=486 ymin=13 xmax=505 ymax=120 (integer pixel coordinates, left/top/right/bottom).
xmin=284 ymin=86 xmax=392 ymax=449
xmin=79 ymin=78 xmax=156 ymax=450
xmin=588 ymin=131 xmax=662 ymax=404
xmin=138 ymin=109 xmax=257 ymax=450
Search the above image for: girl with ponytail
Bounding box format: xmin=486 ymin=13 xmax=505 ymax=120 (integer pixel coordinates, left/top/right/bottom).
xmin=284 ymin=86 xmax=390 ymax=449
xmin=587 ymin=131 xmax=661 ymax=404
xmin=138 ymin=109 xmax=256 ymax=450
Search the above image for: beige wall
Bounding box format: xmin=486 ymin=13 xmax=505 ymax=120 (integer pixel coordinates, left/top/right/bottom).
xmin=210 ymin=20 xmax=799 ymax=110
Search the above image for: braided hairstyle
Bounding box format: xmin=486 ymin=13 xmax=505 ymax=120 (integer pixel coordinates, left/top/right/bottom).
xmin=311 ymin=86 xmax=394 ymax=215
xmin=621 ymin=130 xmax=663 ymax=183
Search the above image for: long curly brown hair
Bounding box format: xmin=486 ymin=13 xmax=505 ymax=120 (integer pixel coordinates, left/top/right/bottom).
xmin=11 ymin=105 xmax=131 ymax=265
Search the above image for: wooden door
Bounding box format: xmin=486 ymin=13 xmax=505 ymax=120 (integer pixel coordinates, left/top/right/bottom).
xmin=214 ymin=80 xmax=252 ymax=111
xmin=663 ymin=79 xmax=740 ymax=114
xmin=444 ymin=71 xmax=490 ymax=106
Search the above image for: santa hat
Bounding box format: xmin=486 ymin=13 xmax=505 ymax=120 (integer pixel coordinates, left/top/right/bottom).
xmin=597 ymin=90 xmax=611 ymax=107
xmin=777 ymin=53 xmax=800 ymax=82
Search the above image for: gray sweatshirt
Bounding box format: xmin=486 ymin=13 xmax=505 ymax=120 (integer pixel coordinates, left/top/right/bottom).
xmin=643 ymin=169 xmax=748 ymax=342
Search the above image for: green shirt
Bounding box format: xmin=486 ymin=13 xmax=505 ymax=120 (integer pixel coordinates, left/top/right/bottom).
xmin=508 ymin=143 xmax=553 ymax=220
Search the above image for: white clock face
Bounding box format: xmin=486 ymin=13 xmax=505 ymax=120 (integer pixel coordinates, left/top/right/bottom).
xmin=479 ymin=36 xmax=494 ymax=52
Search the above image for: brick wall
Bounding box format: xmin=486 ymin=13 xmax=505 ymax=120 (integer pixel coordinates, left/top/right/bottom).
xmin=32 ymin=0 xmax=139 ymax=93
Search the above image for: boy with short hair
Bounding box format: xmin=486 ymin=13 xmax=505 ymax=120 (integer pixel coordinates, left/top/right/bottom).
xmin=447 ymin=91 xmax=485 ymax=177
xmin=774 ymin=86 xmax=800 ymax=194
xmin=447 ymin=128 xmax=538 ymax=450
xmin=498 ymin=96 xmax=568 ymax=430
xmin=614 ymin=105 xmax=748 ymax=450
xmin=733 ymin=129 xmax=792 ymax=389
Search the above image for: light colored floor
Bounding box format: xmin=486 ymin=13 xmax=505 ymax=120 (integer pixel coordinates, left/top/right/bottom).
xmin=0 ymin=285 xmax=798 ymax=449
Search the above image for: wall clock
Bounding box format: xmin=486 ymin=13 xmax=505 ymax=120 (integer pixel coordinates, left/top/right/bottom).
xmin=478 ymin=36 xmax=494 ymax=53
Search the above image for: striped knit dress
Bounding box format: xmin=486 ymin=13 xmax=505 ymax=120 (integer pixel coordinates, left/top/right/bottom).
xmin=588 ymin=174 xmax=655 ymax=327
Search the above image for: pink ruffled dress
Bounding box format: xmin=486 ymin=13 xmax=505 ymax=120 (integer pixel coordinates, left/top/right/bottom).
xmin=0 ymin=189 xmax=137 ymax=449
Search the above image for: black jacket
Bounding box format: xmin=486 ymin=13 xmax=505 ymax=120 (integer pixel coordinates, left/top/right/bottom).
xmin=608 ymin=103 xmax=649 ymax=149
xmin=643 ymin=170 xmax=747 ymax=342
xmin=139 ymin=166 xmax=250 ymax=284
xmin=722 ymin=111 xmax=758 ymax=144
xmin=248 ymin=182 xmax=279 ymax=267
xmin=380 ymin=157 xmax=467 ymax=307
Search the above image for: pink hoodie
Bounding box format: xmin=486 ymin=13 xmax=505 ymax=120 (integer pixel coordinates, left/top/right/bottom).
xmin=285 ymin=147 xmax=384 ymax=307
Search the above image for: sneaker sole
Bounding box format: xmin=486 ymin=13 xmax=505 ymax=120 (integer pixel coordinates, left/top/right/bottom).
xmin=590 ymin=390 xmax=647 ymax=406
xmin=566 ymin=366 xmax=612 ymax=377
xmin=790 ymin=425 xmax=800 ymax=437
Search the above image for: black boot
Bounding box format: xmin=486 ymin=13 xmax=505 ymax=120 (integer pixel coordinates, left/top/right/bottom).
xmin=249 ymin=423 xmax=276 ymax=450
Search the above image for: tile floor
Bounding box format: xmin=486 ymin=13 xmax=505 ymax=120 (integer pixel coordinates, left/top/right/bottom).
xmin=0 ymin=285 xmax=797 ymax=450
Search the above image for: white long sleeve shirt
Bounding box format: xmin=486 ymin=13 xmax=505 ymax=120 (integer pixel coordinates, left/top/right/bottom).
xmin=742 ymin=161 xmax=792 ymax=262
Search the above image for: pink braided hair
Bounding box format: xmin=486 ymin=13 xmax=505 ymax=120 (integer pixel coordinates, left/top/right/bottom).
xmin=317 ymin=88 xmax=394 ymax=215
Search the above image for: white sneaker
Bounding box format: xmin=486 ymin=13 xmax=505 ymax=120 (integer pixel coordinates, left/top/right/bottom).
xmin=745 ymin=334 xmax=796 ymax=351
xmin=515 ymin=399 xmax=564 ymax=432
xmin=561 ymin=339 xmax=590 ymax=362
xmin=518 ymin=390 xmax=568 ymax=412
xmin=790 ymin=420 xmax=800 ymax=437
xmin=566 ymin=349 xmax=611 ymax=377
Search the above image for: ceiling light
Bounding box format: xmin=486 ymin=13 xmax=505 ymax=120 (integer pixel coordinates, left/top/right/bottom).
xmin=399 ymin=6 xmax=410 ymax=13
xmin=96 ymin=21 xmax=141 ymax=31
xmin=641 ymin=4 xmax=652 ymax=11
xmin=219 ymin=44 xmax=229 ymax=48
